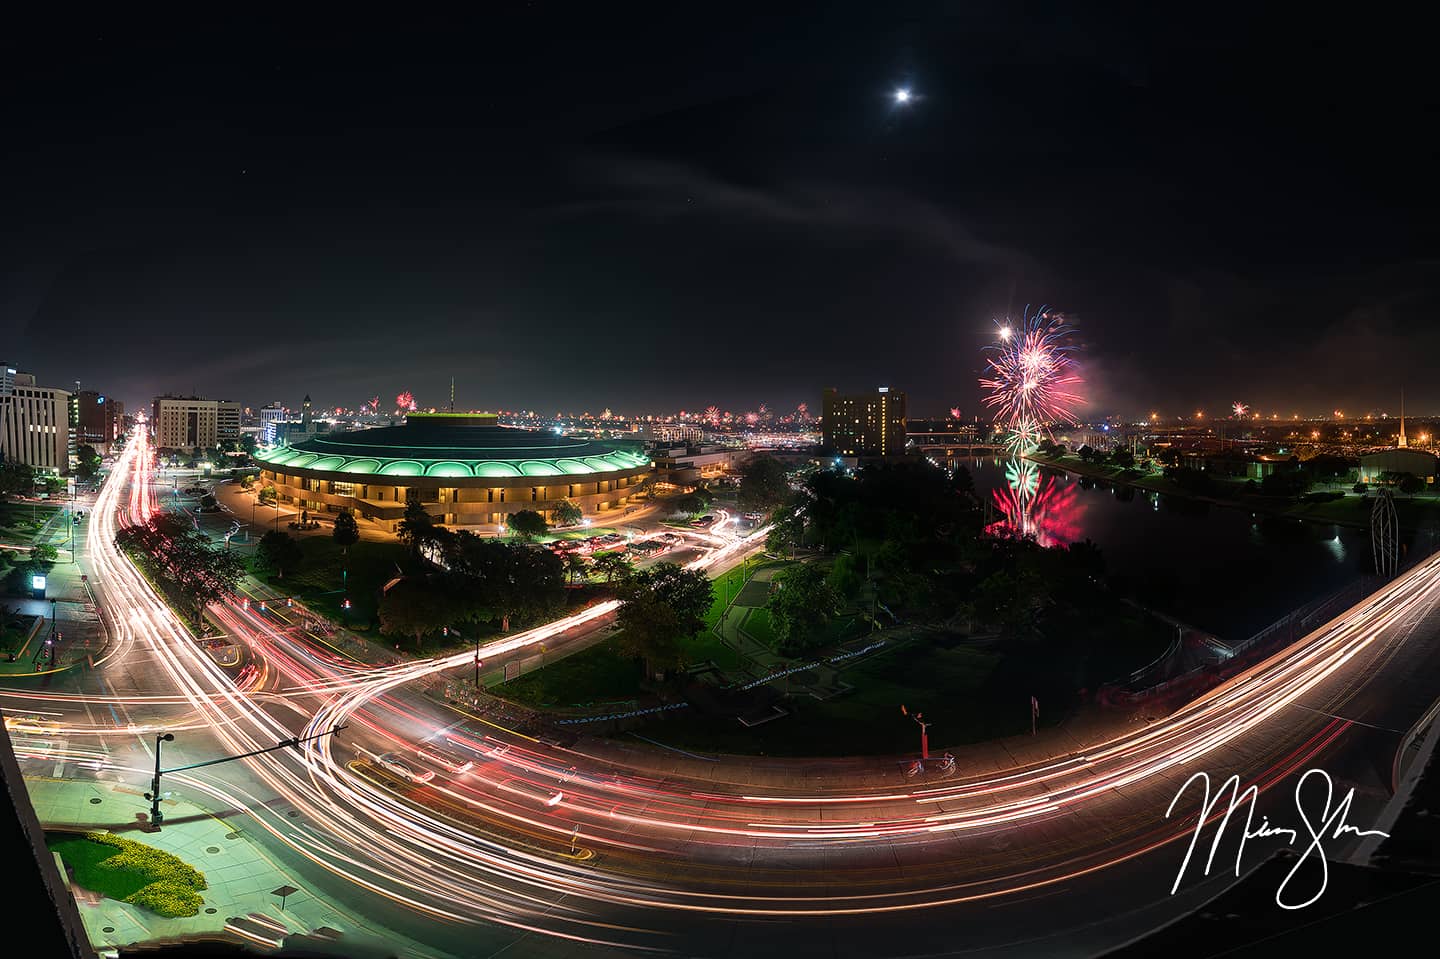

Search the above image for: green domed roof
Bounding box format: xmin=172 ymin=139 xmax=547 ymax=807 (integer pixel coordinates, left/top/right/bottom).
xmin=255 ymin=417 xmax=649 ymax=480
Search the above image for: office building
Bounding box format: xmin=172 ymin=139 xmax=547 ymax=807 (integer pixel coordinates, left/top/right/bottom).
xmin=259 ymin=403 xmax=286 ymax=445
xmin=152 ymin=395 xmax=219 ymax=452
xmin=217 ymin=400 xmax=242 ymax=445
xmin=76 ymin=390 xmax=124 ymax=453
xmin=821 ymin=387 xmax=908 ymax=457
xmin=0 ymin=380 xmax=72 ymax=473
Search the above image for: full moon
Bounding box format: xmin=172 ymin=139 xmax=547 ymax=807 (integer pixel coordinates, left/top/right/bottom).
xmin=894 ymin=88 xmax=912 ymax=104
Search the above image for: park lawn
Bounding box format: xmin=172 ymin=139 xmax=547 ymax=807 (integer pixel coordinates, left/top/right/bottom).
xmin=493 ymin=638 xmax=645 ymax=708
xmin=278 ymin=537 xmax=413 ymax=627
xmin=0 ymin=501 xmax=59 ymax=540
xmin=680 ymin=629 xmax=747 ymax=672
xmin=635 ymin=640 xmax=1011 ymax=757
xmin=740 ymin=607 xmax=776 ymax=646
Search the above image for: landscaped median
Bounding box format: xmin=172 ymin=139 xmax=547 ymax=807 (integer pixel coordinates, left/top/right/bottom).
xmin=47 ymin=831 xmax=209 ymax=918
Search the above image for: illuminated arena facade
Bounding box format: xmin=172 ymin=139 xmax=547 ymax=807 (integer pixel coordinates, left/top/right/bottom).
xmin=253 ymin=413 xmax=652 ymax=530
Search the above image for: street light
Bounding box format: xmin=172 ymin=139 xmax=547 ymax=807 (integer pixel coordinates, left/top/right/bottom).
xmin=146 ymin=733 xmax=175 ymax=827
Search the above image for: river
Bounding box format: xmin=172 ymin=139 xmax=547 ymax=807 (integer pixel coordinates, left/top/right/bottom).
xmin=955 ymin=456 xmax=1420 ymax=641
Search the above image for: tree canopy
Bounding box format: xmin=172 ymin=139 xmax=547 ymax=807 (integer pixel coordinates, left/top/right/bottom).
xmin=507 ymin=509 xmax=548 ymax=540
xmin=614 ymin=562 xmax=713 ymax=676
xmin=332 ymin=509 xmax=360 ymax=548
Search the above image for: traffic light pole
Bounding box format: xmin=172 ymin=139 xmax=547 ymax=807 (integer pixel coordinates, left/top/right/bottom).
xmin=144 ymin=724 xmax=347 ymax=829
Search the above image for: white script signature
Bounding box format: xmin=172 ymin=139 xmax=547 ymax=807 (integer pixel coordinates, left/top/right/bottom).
xmin=1166 ymin=768 xmax=1390 ymax=909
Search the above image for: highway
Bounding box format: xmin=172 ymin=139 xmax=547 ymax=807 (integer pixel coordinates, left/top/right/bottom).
xmin=5 ymin=429 xmax=1440 ymax=958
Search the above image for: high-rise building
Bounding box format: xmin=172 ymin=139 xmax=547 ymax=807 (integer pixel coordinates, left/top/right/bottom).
xmin=0 ymin=380 xmax=73 ymax=473
xmin=821 ymin=387 xmax=908 ymax=457
xmin=217 ymin=400 xmax=242 ymax=446
xmin=152 ymin=395 xmax=219 ymax=452
xmin=0 ymin=364 xmax=16 ymax=396
xmin=76 ymin=390 xmax=125 ymax=454
xmin=259 ymin=403 xmax=286 ymax=445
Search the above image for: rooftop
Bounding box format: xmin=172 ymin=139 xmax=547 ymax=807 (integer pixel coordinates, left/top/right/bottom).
xmin=254 ymin=414 xmax=651 ymax=479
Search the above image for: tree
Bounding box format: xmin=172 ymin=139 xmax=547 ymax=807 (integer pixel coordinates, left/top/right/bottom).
xmin=769 ymin=563 xmax=841 ymax=654
xmin=828 ymin=552 xmax=865 ymax=599
xmin=1111 ymin=448 xmax=1134 ymax=469
xmin=766 ymin=508 xmax=805 ymax=557
xmin=258 ymin=485 xmax=277 ymax=505
xmin=75 ymin=444 xmax=102 ymax=481
xmin=256 ymin=530 xmax=303 ymax=578
xmin=378 ymin=578 xmax=455 ymax=650
xmin=30 ymin=543 xmax=58 ymax=566
xmin=737 ymin=455 xmax=789 ymax=513
xmin=1077 ymin=444 xmax=1096 ymax=462
xmin=673 ymin=487 xmax=713 ymax=518
xmin=397 ymin=493 xmax=437 ymax=559
xmin=507 ymin=509 xmax=548 ymax=541
xmin=562 ymin=550 xmax=589 ymax=585
xmin=552 ymin=498 xmax=583 ymax=527
xmin=0 ymin=462 xmax=35 ymax=500
xmin=591 ymin=551 xmax=633 ymax=585
xmin=332 ymin=509 xmax=360 ymax=549
xmin=115 ymin=514 xmax=244 ymax=624
xmin=1399 ymin=473 xmax=1425 ymax=495
xmin=614 ymin=563 xmax=714 ymax=677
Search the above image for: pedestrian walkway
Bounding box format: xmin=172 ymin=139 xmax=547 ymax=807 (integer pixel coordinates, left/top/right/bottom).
xmin=26 ymin=777 xmax=437 ymax=957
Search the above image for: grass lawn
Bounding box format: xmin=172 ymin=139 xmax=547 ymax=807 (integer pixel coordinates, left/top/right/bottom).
xmin=0 ymin=501 xmax=58 ymax=541
xmin=740 ymin=607 xmax=776 ymax=645
xmin=47 ymin=832 xmax=208 ymax=917
xmin=680 ymin=629 xmax=747 ymax=672
xmin=494 ymin=638 xmax=645 ymax=707
xmin=272 ymin=537 xmax=413 ymax=627
xmin=638 ymin=639 xmax=1011 ymax=757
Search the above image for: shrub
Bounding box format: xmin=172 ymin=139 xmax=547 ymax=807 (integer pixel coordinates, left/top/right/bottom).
xmin=83 ymin=832 xmax=207 ymax=917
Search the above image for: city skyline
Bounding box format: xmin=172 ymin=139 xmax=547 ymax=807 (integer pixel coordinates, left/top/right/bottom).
xmin=5 ymin=6 xmax=1437 ymax=416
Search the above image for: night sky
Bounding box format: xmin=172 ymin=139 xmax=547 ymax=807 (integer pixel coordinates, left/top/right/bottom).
xmin=3 ymin=5 xmax=1437 ymax=419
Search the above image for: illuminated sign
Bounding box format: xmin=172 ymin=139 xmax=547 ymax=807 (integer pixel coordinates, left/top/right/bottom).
xmin=31 ymin=574 xmax=46 ymax=591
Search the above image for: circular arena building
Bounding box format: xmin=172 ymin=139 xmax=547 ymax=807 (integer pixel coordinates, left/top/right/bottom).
xmin=253 ymin=413 xmax=652 ymax=532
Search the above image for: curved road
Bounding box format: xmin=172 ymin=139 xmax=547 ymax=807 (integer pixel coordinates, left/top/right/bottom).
xmin=6 ymin=431 xmax=1440 ymax=958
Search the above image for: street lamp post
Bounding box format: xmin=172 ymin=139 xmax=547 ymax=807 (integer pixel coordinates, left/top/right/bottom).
xmin=146 ymin=733 xmax=175 ymax=826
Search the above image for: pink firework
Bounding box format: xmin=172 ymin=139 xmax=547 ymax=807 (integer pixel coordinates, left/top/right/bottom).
xmin=368 ymin=396 xmax=380 ymax=411
xmin=979 ymin=305 xmax=1083 ymax=432
xmin=1232 ymin=401 xmax=1249 ymax=418
xmin=796 ymin=402 xmax=808 ymax=417
xmin=949 ymin=406 xmax=962 ymax=420
xmin=705 ymin=405 xmax=721 ymax=425
xmin=745 ymin=411 xmax=760 ymax=425
xmin=396 ymin=391 xmax=416 ymax=412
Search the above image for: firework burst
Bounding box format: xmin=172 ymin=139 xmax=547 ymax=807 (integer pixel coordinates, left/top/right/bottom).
xmin=979 ymin=305 xmax=1083 ymax=449
xmin=1232 ymin=401 xmax=1249 ymax=418
xmin=395 ymin=391 xmax=416 ymax=412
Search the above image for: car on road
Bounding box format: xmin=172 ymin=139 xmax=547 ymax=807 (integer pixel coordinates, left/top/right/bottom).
xmin=415 ymin=741 xmax=475 ymax=774
xmin=375 ymin=752 xmax=434 ymax=783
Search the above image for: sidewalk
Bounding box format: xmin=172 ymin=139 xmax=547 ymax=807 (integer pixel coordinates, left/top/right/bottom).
xmin=26 ymin=777 xmax=436 ymax=957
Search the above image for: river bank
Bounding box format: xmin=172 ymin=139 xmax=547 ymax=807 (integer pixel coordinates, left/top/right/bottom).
xmin=1023 ymin=451 xmax=1440 ymax=533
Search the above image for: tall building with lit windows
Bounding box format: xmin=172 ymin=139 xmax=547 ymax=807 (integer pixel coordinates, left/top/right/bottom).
xmin=821 ymin=387 xmax=908 ymax=457
xmin=152 ymin=395 xmax=219 ymax=452
xmin=0 ymin=377 xmax=73 ymax=474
